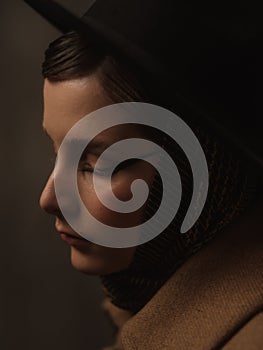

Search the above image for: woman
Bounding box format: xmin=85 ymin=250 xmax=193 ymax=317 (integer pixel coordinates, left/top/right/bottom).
xmin=25 ymin=1 xmax=263 ymax=349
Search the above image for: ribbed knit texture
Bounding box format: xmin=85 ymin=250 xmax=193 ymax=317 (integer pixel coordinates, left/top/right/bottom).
xmin=100 ymin=124 xmax=261 ymax=314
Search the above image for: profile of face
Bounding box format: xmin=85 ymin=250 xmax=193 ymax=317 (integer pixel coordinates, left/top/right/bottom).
xmin=40 ymin=76 xmax=156 ymax=275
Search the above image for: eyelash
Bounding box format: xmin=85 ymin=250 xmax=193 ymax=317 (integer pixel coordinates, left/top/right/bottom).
xmin=79 ymin=158 xmax=139 ymax=176
xmin=49 ymin=153 xmax=140 ymax=176
xmin=80 ymin=164 xmax=110 ymax=177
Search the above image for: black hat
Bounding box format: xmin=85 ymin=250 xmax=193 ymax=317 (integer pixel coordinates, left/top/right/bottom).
xmin=23 ymin=0 xmax=262 ymax=170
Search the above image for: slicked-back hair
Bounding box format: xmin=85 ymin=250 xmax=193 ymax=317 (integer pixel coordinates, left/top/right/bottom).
xmin=42 ymin=31 xmax=149 ymax=104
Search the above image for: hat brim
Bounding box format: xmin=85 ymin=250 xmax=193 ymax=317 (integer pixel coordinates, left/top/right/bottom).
xmin=23 ymin=0 xmax=166 ymax=78
xmin=23 ymin=0 xmax=91 ymax=34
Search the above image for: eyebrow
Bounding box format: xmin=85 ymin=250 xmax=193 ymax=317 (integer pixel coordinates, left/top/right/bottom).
xmin=42 ymin=126 xmax=161 ymax=160
xmin=43 ymin=126 xmax=110 ymax=155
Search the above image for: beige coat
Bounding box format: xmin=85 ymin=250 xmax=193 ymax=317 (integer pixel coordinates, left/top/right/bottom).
xmin=103 ymin=199 xmax=263 ymax=350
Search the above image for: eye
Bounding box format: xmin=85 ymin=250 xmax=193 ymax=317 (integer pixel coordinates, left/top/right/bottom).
xmin=79 ymin=158 xmax=140 ymax=177
xmin=80 ymin=164 xmax=109 ymax=177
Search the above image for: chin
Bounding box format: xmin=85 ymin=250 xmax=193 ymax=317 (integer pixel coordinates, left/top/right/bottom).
xmin=70 ymin=246 xmax=105 ymax=275
xmin=69 ymin=246 xmax=127 ymax=275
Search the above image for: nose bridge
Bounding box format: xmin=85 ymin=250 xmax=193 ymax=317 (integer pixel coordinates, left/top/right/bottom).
xmin=39 ymin=171 xmax=59 ymax=214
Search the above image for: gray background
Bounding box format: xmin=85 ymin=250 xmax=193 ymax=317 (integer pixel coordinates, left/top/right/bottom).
xmin=0 ymin=1 xmax=113 ymax=349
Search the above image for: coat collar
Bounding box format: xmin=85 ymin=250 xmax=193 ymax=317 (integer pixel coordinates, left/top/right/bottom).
xmin=121 ymin=199 xmax=263 ymax=349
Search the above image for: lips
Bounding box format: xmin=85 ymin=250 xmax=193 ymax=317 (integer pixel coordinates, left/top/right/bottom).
xmin=57 ymin=227 xmax=91 ymax=247
xmin=60 ymin=232 xmax=86 ymax=240
xmin=55 ymin=220 xmax=87 ymax=241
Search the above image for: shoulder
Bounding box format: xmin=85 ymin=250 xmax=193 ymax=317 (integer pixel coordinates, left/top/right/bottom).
xmin=121 ymin=199 xmax=263 ymax=349
xmin=222 ymin=311 xmax=263 ymax=350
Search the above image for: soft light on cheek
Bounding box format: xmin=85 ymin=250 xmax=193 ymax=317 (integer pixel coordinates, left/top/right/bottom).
xmin=111 ymin=175 xmax=135 ymax=201
xmin=94 ymin=174 xmax=136 ymax=204
xmin=77 ymin=172 xmax=94 ymax=191
xmin=78 ymin=170 xmax=135 ymax=199
xmin=76 ymin=172 xmax=148 ymax=229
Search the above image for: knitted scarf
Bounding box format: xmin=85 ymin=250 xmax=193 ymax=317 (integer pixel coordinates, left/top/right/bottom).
xmin=100 ymin=123 xmax=261 ymax=314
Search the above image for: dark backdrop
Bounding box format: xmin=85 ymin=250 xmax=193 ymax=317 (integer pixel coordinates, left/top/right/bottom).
xmin=0 ymin=1 xmax=113 ymax=349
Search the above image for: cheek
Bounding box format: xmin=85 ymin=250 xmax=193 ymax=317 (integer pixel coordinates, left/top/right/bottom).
xmin=78 ymin=164 xmax=156 ymax=228
xmin=78 ymin=178 xmax=145 ymax=228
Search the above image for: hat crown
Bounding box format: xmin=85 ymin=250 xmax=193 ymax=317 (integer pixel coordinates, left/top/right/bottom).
xmin=84 ymin=0 xmax=261 ymax=62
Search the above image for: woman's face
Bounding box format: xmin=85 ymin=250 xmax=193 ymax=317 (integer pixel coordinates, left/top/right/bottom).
xmin=40 ymin=77 xmax=156 ymax=275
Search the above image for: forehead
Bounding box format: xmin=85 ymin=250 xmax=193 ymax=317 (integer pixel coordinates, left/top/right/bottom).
xmin=43 ymin=78 xmax=149 ymax=150
xmin=43 ymin=77 xmax=107 ymax=140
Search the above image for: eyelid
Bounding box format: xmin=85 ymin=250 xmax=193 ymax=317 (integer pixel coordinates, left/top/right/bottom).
xmin=80 ymin=158 xmax=141 ymax=175
xmin=79 ymin=158 xmax=141 ymax=175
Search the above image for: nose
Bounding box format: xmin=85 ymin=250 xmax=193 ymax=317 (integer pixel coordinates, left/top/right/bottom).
xmin=39 ymin=171 xmax=60 ymax=216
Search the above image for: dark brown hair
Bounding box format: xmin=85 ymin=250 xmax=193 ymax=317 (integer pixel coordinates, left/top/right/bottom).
xmin=42 ymin=30 xmax=149 ymax=104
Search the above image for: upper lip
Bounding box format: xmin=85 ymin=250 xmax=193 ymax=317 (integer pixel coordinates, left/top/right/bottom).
xmin=55 ymin=222 xmax=86 ymax=240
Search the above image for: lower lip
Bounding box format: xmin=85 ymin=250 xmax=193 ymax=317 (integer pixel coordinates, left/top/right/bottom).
xmin=60 ymin=233 xmax=90 ymax=247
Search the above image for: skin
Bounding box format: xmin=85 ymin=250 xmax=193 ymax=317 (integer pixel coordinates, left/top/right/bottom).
xmin=40 ymin=77 xmax=156 ymax=275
